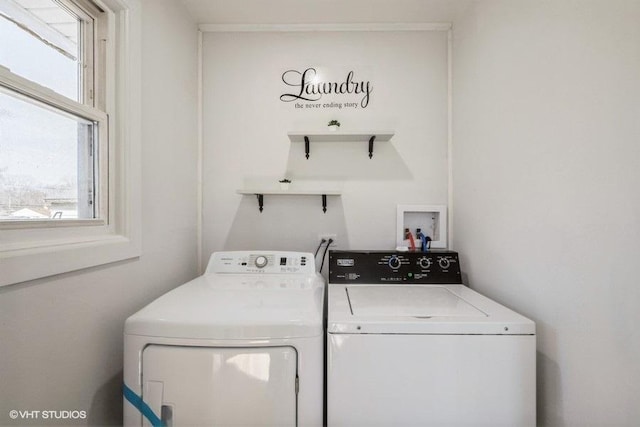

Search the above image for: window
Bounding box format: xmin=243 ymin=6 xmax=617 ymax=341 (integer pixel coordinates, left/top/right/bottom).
xmin=0 ymin=0 xmax=142 ymax=286
xmin=0 ymin=0 xmax=106 ymax=223
xmin=0 ymin=0 xmax=92 ymax=102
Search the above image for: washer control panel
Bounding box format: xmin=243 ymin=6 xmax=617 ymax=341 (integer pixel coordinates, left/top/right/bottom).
xmin=206 ymin=251 xmax=315 ymax=274
xmin=329 ymin=250 xmax=461 ymax=284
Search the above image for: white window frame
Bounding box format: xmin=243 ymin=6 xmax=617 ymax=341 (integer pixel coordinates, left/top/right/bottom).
xmin=0 ymin=0 xmax=141 ymax=287
xmin=0 ymin=70 xmax=108 ymax=228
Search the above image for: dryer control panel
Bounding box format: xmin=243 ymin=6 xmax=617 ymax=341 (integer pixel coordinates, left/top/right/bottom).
xmin=329 ymin=250 xmax=462 ymax=284
xmin=206 ymin=251 xmax=316 ymax=275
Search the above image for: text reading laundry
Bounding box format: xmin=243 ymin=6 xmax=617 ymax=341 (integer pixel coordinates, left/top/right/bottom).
xmin=280 ymin=68 xmax=372 ymax=108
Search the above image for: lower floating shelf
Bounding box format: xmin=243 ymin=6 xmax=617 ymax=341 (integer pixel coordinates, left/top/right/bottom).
xmin=236 ymin=189 xmax=342 ymax=213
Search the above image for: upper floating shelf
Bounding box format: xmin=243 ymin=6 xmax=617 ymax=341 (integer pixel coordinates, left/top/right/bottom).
xmin=287 ymin=131 xmax=395 ymax=159
xmin=287 ymin=131 xmax=395 ymax=143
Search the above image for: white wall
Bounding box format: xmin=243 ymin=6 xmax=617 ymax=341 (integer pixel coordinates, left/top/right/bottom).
xmin=202 ymin=30 xmax=450 ymax=272
xmin=452 ymin=1 xmax=640 ymax=425
xmin=0 ymin=0 xmax=199 ymax=424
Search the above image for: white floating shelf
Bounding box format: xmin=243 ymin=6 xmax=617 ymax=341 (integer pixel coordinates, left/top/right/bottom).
xmin=287 ymin=131 xmax=395 ymax=158
xmin=237 ymin=189 xmax=342 ymax=196
xmin=287 ymin=131 xmax=394 ymax=143
xmin=236 ymin=188 xmax=342 ymax=213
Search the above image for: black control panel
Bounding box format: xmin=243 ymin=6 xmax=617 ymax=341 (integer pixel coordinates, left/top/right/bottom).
xmin=329 ymin=250 xmax=462 ymax=284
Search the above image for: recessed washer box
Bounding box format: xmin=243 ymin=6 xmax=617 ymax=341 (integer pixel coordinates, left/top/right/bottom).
xmin=396 ymin=204 xmax=447 ymax=249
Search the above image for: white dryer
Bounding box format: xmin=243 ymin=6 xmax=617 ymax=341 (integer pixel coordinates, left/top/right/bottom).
xmin=124 ymin=251 xmax=324 ymax=427
xmin=327 ymin=250 xmax=536 ymax=427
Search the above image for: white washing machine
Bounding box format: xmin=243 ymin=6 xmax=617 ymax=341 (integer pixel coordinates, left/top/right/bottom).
xmin=327 ymin=250 xmax=536 ymax=427
xmin=123 ymin=251 xmax=325 ymax=427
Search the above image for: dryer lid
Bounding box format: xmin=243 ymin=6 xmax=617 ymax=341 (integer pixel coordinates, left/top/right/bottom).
xmin=125 ymin=273 xmax=325 ymax=340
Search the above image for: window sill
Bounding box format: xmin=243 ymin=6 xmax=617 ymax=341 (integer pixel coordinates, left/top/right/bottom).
xmin=0 ymin=218 xmax=106 ymax=230
xmin=0 ymin=232 xmax=140 ymax=287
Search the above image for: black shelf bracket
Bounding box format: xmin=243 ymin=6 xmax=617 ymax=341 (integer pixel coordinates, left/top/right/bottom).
xmin=304 ymin=136 xmax=310 ymax=159
xmin=368 ymin=135 xmax=376 ymax=159
xmin=256 ymin=194 xmax=264 ymax=212
xmin=322 ymin=194 xmax=327 ymax=213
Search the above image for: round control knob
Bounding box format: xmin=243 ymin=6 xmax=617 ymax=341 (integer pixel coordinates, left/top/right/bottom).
xmin=388 ymin=256 xmax=401 ymax=270
xmin=438 ymin=258 xmax=451 ymax=269
xmin=418 ymin=257 xmax=432 ymax=269
xmin=254 ymin=255 xmax=268 ymax=268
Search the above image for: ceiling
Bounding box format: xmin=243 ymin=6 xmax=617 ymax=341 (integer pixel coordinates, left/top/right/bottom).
xmin=180 ymin=0 xmax=471 ymax=25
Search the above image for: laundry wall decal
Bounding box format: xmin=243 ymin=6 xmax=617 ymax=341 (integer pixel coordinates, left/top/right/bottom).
xmin=280 ymin=67 xmax=373 ymax=109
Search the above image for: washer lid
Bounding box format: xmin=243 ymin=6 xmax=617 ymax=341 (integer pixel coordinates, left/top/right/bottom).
xmin=328 ymin=284 xmax=535 ymax=335
xmin=125 ymin=273 xmax=325 ymax=340
xmin=348 ymin=286 xmax=486 ymax=318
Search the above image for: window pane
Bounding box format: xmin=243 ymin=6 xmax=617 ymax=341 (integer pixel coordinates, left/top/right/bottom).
xmin=0 ymin=89 xmax=96 ymax=220
xmin=0 ymin=0 xmax=80 ymax=101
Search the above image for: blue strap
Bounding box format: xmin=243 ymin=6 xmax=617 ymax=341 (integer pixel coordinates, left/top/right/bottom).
xmin=122 ymin=383 xmax=165 ymax=427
